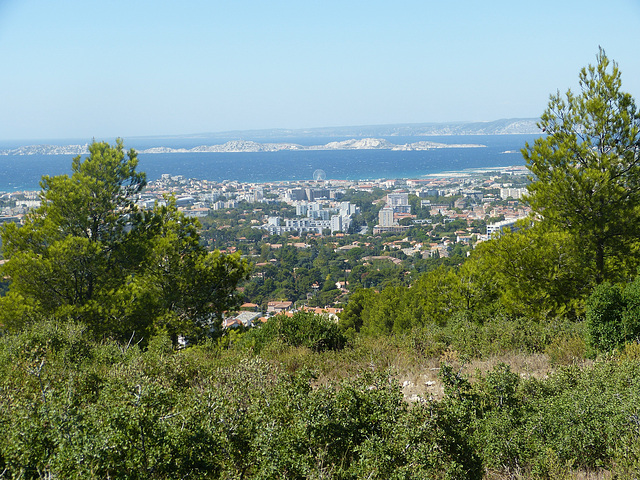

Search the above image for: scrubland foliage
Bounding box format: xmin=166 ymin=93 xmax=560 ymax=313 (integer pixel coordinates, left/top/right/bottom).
xmin=585 ymin=276 xmax=640 ymax=353
xmin=246 ymin=310 xmax=346 ymax=353
xmin=1 ymin=320 xmax=640 ymax=479
xmin=0 ymin=321 xmax=485 ymax=479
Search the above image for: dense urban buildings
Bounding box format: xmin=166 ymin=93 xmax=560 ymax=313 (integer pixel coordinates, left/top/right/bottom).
xmin=0 ymin=166 xmax=530 ymax=243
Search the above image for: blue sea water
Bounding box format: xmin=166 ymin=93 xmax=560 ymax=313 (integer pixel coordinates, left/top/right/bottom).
xmin=0 ymin=135 xmax=539 ymax=192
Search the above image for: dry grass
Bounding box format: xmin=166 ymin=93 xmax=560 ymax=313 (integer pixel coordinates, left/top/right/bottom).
xmin=485 ymin=468 xmax=613 ymax=480
xmin=256 ymin=335 xmax=596 ymax=402
xmin=390 ymin=350 xmax=594 ymax=402
xmin=396 ymin=351 xmax=562 ymax=402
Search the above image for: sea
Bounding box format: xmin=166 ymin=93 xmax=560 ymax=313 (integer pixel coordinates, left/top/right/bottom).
xmin=0 ymin=134 xmax=540 ymax=192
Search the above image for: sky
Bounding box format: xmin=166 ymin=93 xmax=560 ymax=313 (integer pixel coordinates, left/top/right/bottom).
xmin=1 ymin=0 xmax=639 ymax=142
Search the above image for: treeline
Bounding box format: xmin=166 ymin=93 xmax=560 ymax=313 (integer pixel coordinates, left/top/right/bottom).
xmin=340 ymin=220 xmax=587 ymax=337
xmin=241 ymin=241 xmax=464 ymax=309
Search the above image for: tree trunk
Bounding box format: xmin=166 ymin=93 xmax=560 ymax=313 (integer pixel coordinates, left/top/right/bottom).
xmin=595 ymin=240 xmax=605 ymax=284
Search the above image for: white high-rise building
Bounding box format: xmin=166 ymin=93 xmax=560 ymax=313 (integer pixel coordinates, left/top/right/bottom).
xmin=296 ymin=203 xmax=309 ymax=216
xmin=339 ymin=202 xmax=359 ymax=216
xmin=330 ymin=215 xmax=342 ymax=233
xmin=378 ymin=206 xmax=395 ymax=227
xmin=387 ymin=192 xmax=409 ymax=207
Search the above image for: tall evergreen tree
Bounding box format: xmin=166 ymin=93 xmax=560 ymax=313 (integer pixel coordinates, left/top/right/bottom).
xmin=0 ymin=140 xmax=250 ymax=342
xmin=523 ymin=49 xmax=640 ymax=284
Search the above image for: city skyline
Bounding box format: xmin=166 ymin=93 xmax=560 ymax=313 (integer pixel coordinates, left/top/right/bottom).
xmin=1 ymin=0 xmax=639 ymax=141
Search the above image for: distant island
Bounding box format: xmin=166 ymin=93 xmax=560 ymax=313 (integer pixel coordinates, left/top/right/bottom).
xmin=0 ymin=138 xmax=488 ymax=156
xmin=0 ymin=118 xmax=541 ymax=156
xmin=139 ymin=138 xmax=487 ymax=154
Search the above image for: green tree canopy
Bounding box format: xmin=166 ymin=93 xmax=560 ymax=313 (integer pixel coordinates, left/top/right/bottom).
xmin=0 ymin=140 xmax=250 ymax=343
xmin=523 ymin=49 xmax=640 ymax=284
xmin=468 ymin=220 xmax=588 ymax=318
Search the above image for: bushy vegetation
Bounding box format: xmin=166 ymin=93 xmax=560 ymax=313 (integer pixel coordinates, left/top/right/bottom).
xmin=245 ymin=310 xmax=346 ymax=353
xmin=585 ymin=276 xmax=640 ymax=353
xmin=0 ymin=320 xmax=483 ymax=479
xmin=2 ymin=319 xmax=640 ymax=479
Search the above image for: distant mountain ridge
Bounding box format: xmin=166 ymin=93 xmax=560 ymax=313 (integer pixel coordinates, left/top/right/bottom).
xmin=153 ymin=118 xmax=541 ymax=140
xmin=279 ymin=118 xmax=541 ymax=138
xmin=0 ymin=118 xmax=540 ymax=155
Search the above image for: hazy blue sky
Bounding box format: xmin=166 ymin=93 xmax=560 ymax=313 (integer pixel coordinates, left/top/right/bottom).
xmin=1 ymin=0 xmax=639 ymax=141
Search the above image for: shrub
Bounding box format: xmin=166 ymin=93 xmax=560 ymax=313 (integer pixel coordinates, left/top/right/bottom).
xmin=544 ymin=334 xmax=586 ymax=365
xmin=586 ymin=276 xmax=640 ymax=353
xmin=585 ymin=282 xmax=625 ymax=352
xmin=247 ymin=311 xmax=346 ymax=354
xmin=621 ymin=275 xmax=640 ymax=343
